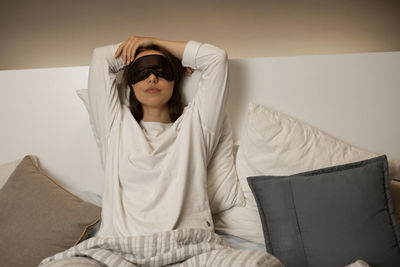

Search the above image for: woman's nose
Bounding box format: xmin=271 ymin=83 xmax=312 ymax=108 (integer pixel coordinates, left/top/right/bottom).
xmin=147 ymin=73 xmax=158 ymax=83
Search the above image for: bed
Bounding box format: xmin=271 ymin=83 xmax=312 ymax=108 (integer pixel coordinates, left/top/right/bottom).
xmin=1 ymin=48 xmax=400 ymax=266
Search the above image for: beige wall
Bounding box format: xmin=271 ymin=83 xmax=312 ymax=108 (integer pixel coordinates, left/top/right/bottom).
xmin=1 ymin=0 xmax=399 ymax=70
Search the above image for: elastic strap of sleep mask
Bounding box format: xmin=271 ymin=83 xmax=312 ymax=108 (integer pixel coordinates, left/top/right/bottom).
xmin=128 ymin=54 xmax=175 ymax=84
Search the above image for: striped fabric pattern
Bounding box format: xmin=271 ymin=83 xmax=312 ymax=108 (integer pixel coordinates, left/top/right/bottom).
xmin=38 ymin=228 xmax=283 ymax=267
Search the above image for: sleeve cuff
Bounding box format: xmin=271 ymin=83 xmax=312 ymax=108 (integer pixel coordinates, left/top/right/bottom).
xmin=181 ymin=40 xmax=202 ymax=69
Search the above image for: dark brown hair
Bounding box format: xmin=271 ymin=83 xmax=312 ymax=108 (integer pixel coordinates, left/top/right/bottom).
xmin=122 ymin=45 xmax=185 ymax=123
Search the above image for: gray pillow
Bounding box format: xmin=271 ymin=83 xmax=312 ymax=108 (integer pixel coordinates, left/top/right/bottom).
xmin=247 ymin=155 xmax=400 ymax=267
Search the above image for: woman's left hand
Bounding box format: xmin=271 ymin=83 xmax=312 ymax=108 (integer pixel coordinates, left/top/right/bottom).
xmin=185 ymin=67 xmax=194 ymax=76
xmin=114 ymin=36 xmax=157 ymax=64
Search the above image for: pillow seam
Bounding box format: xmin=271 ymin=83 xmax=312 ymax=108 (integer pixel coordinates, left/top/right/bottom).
xmin=28 ymin=155 xmax=102 ymax=245
xmin=248 ymin=178 xmax=273 ymax=253
xmin=288 ymin=178 xmax=309 ymax=266
xmin=28 ymin=155 xmax=98 ymax=207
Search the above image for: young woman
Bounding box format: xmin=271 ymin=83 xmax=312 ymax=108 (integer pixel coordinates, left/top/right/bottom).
xmin=39 ymin=36 xmax=282 ymax=267
xmin=92 ymin=36 xmax=229 ymax=238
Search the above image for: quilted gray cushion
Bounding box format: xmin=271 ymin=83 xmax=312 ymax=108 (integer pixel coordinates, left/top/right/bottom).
xmin=248 ymin=155 xmax=400 ymax=267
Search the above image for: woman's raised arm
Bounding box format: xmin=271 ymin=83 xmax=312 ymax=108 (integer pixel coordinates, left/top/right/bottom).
xmin=88 ymin=42 xmax=127 ymax=169
xmin=181 ymin=40 xmax=229 ymax=157
xmin=114 ymin=36 xmax=187 ymax=64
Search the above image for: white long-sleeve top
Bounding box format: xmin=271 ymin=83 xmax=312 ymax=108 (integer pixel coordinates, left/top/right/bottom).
xmin=88 ymin=40 xmax=229 ymax=238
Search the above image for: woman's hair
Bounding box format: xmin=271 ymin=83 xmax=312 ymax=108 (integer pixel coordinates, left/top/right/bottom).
xmin=121 ymin=45 xmax=185 ymax=123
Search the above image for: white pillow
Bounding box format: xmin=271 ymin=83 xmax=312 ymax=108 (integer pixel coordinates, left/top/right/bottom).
xmin=0 ymin=158 xmax=23 ymax=189
xmin=215 ymin=102 xmax=400 ymax=244
xmin=208 ymin=114 xmax=245 ymax=214
xmin=76 ymin=89 xmax=245 ymax=215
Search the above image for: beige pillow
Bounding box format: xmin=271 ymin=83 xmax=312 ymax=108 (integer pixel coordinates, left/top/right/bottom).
xmin=0 ymin=155 xmax=101 ymax=267
xmin=215 ymin=102 xmax=400 ymax=244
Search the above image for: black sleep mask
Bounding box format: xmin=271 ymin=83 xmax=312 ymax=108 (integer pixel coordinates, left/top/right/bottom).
xmin=128 ymin=54 xmax=175 ymax=84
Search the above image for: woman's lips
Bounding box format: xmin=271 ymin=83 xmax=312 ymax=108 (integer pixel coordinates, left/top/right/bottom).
xmin=145 ymin=87 xmax=161 ymax=94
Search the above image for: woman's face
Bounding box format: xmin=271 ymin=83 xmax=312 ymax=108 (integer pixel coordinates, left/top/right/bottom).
xmin=131 ymin=50 xmax=175 ymax=110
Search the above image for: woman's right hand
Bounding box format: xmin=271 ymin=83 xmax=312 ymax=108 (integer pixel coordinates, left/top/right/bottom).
xmin=114 ymin=36 xmax=157 ymax=64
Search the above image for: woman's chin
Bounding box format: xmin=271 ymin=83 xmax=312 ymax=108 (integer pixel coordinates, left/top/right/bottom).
xmin=141 ymin=100 xmax=169 ymax=109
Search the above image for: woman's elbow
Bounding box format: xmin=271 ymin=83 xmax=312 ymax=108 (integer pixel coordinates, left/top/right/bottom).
xmin=210 ymin=48 xmax=228 ymax=67
xmin=216 ymin=48 xmax=228 ymax=63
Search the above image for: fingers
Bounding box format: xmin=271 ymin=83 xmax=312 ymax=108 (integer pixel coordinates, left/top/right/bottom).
xmin=121 ymin=42 xmax=128 ymax=64
xmin=122 ymin=38 xmax=133 ymax=64
xmin=122 ymin=37 xmax=138 ymax=64
xmin=114 ymin=46 xmax=121 ymax=58
xmin=114 ymin=36 xmax=153 ymax=64
xmin=125 ymin=40 xmax=136 ymax=64
xmin=185 ymin=67 xmax=194 ymax=76
xmin=130 ymin=45 xmax=139 ymax=64
xmin=114 ymin=41 xmax=127 ymax=59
